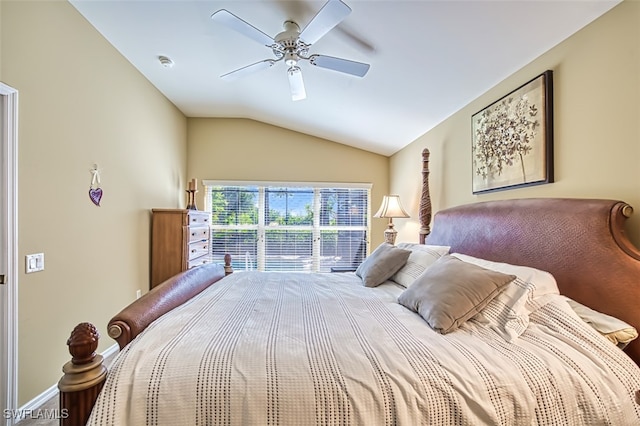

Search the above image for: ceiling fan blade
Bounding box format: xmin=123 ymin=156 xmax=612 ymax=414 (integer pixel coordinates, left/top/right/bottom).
xmin=309 ymin=54 xmax=370 ymax=77
xmin=211 ymin=9 xmax=274 ymax=47
xmin=288 ymin=67 xmax=307 ymax=101
xmin=221 ymin=59 xmax=276 ymax=81
xmin=299 ymin=0 xmax=351 ymax=45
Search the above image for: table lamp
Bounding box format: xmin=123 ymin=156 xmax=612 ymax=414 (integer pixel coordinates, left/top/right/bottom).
xmin=374 ymin=195 xmax=409 ymax=245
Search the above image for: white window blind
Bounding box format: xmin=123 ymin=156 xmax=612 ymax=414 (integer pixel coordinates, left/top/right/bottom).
xmin=204 ymin=182 xmax=370 ymax=272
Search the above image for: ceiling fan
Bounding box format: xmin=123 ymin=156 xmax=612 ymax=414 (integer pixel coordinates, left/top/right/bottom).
xmin=211 ymin=0 xmax=370 ymax=101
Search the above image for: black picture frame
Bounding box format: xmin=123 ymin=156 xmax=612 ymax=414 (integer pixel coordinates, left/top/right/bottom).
xmin=471 ymin=70 xmax=554 ymax=194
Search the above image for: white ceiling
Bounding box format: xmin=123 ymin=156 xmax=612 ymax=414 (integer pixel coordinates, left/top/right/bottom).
xmin=69 ymin=0 xmax=620 ymax=156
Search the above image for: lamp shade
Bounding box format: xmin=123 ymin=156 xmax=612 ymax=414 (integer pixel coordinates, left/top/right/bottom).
xmin=374 ymin=195 xmax=410 ymax=218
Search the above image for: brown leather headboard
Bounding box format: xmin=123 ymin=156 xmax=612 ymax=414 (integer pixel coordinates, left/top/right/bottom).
xmin=425 ymin=198 xmax=640 ymax=365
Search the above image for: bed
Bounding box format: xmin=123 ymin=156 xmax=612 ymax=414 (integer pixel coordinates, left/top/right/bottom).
xmin=58 ymin=149 xmax=640 ymax=425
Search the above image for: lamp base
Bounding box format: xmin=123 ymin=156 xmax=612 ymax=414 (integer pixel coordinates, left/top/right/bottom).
xmin=383 ymin=225 xmax=398 ymax=245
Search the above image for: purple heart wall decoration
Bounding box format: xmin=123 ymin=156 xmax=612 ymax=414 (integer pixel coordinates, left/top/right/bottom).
xmin=89 ymin=187 xmax=103 ymax=206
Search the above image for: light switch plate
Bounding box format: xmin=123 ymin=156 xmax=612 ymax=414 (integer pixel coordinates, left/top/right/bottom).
xmin=25 ymin=253 xmax=45 ymax=273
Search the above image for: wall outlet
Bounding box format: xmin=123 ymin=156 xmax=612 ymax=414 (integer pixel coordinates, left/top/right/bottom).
xmin=25 ymin=253 xmax=45 ymax=273
xmin=136 ymin=289 xmax=142 ymax=299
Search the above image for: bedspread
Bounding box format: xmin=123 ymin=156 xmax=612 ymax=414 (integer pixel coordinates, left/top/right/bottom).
xmin=89 ymin=271 xmax=640 ymax=425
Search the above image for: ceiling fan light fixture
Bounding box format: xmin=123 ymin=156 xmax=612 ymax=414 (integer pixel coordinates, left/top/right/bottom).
xmin=288 ymin=67 xmax=307 ymax=101
xmin=284 ymin=52 xmax=299 ymax=67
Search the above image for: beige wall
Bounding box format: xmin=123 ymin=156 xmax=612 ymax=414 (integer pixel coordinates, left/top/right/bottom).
xmin=2 ymin=1 xmax=188 ymax=404
xmin=391 ymin=1 xmax=640 ymax=247
xmin=187 ymin=118 xmax=390 ymax=247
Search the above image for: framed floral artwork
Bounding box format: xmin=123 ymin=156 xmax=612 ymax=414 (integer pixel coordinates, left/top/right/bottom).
xmin=472 ymin=70 xmax=554 ymax=194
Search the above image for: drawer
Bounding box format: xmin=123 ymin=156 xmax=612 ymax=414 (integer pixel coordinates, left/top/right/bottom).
xmin=188 ymin=226 xmax=210 ymax=243
xmin=188 ymin=256 xmax=210 ymax=269
xmin=188 ymin=211 xmax=210 ymax=226
xmin=188 ymin=241 xmax=209 ymax=261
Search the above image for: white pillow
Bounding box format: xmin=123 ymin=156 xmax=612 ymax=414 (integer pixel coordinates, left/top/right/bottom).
xmin=392 ymin=244 xmax=450 ymax=288
xmin=565 ymin=297 xmax=638 ymax=349
xmin=396 ymin=242 xmax=450 ymax=253
xmin=452 ymin=253 xmax=559 ymax=341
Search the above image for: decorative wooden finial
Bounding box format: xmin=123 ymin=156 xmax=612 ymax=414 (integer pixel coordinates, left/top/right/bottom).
xmin=67 ymin=322 xmax=99 ymax=365
xmin=224 ymin=253 xmax=233 ymax=275
xmin=419 ymin=148 xmax=432 ymax=244
xmin=59 ymin=323 xmax=107 ymax=425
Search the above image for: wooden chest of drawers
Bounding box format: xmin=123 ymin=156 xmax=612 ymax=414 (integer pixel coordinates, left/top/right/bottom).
xmin=150 ymin=209 xmax=211 ymax=288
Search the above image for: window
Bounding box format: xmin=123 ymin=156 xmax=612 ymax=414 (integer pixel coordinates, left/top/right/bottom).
xmin=203 ymin=181 xmax=371 ymax=272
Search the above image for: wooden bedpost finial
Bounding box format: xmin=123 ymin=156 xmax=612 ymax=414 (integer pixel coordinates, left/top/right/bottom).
xmin=224 ymin=253 xmax=233 ymax=275
xmin=67 ymin=322 xmax=100 ymax=365
xmin=419 ymin=148 xmax=432 ymax=244
xmin=59 ymin=323 xmax=108 ymax=425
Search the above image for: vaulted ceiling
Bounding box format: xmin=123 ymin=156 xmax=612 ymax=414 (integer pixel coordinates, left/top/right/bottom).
xmin=70 ymin=0 xmax=620 ymax=156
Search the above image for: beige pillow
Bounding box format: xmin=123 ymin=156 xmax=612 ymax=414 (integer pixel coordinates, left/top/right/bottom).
xmin=392 ymin=244 xmax=450 ymax=288
xmin=356 ymin=243 xmax=410 ymax=287
xmin=398 ymin=255 xmax=516 ymax=334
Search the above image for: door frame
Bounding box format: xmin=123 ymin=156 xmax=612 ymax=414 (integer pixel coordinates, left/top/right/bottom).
xmin=1 ymin=82 xmax=19 ymax=426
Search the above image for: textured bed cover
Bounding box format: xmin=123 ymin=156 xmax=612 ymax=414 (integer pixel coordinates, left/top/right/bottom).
xmin=89 ymin=271 xmax=640 ymax=425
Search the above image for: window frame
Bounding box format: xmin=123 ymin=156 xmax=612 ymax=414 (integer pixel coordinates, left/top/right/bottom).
xmin=203 ymin=180 xmax=372 ymax=272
